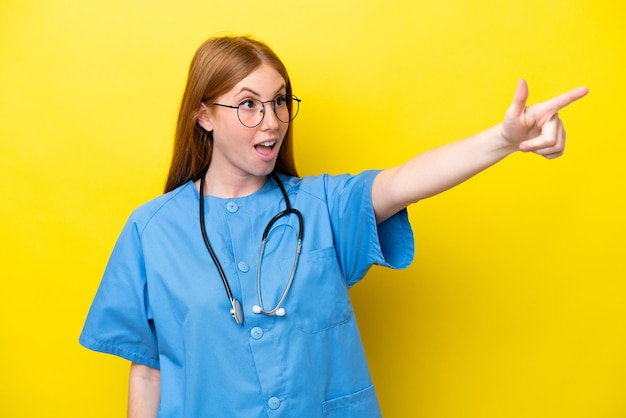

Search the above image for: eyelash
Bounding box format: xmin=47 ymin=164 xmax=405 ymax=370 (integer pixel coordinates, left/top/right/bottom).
xmin=238 ymin=95 xmax=288 ymax=108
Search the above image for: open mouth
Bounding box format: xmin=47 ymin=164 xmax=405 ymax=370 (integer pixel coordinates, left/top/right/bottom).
xmin=254 ymin=140 xmax=277 ymax=156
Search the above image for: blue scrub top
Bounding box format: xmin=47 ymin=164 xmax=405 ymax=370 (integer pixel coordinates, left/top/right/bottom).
xmin=80 ymin=171 xmax=414 ymax=417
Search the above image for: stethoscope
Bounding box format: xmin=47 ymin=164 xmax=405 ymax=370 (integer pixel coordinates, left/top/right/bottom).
xmin=199 ymin=172 xmax=304 ymax=325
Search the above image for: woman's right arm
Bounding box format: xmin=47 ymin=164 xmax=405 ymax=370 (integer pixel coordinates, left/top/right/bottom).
xmin=128 ymin=362 xmax=160 ymax=418
xmin=371 ymin=81 xmax=588 ymax=223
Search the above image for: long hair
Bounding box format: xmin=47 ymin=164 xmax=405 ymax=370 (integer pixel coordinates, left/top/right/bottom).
xmin=164 ymin=36 xmax=298 ymax=193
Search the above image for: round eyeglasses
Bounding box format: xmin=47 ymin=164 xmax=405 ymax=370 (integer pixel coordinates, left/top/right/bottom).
xmin=212 ymin=95 xmax=301 ymax=128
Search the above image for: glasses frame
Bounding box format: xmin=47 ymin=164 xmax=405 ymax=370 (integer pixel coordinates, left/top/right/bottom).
xmin=211 ymin=95 xmax=301 ymax=128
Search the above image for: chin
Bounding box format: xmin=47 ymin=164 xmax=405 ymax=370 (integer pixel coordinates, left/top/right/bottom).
xmin=248 ymin=166 xmax=275 ymax=179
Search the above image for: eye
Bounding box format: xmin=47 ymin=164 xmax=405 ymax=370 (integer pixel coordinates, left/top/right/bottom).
xmin=273 ymin=95 xmax=288 ymax=107
xmin=239 ymin=99 xmax=261 ymax=111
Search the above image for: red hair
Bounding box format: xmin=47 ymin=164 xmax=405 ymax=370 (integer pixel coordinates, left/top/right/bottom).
xmin=164 ymin=36 xmax=298 ymax=193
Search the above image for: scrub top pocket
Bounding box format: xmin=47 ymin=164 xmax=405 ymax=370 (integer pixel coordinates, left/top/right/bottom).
xmin=322 ymin=385 xmax=382 ymax=418
xmin=285 ymin=246 xmax=354 ymax=334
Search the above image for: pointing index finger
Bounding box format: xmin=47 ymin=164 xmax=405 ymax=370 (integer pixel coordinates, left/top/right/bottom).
xmin=537 ymin=86 xmax=589 ymax=116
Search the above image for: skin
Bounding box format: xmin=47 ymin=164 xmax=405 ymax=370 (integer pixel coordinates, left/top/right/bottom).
xmin=196 ymin=64 xmax=290 ymax=198
xmin=127 ymin=70 xmax=588 ymax=416
xmin=372 ymin=80 xmax=588 ymax=223
xmin=128 ymin=363 xmax=160 ymax=418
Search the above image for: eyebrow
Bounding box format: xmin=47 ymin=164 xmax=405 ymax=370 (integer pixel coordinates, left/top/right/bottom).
xmin=235 ymin=85 xmax=286 ymax=97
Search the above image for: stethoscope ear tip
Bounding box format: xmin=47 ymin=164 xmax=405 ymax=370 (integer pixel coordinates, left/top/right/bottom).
xmin=252 ymin=305 xmax=286 ymax=317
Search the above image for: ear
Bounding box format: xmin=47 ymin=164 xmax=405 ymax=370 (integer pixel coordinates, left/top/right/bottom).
xmin=196 ymin=102 xmax=214 ymax=132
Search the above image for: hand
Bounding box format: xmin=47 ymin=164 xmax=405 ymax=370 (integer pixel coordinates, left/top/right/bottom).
xmin=501 ymin=79 xmax=588 ymax=159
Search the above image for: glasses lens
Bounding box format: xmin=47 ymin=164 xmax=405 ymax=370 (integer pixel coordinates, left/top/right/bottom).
xmin=283 ymin=96 xmax=300 ymax=123
xmin=237 ymin=99 xmax=264 ymax=128
xmin=273 ymin=96 xmax=290 ymax=123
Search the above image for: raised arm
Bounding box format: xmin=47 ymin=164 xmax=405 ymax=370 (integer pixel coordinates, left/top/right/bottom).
xmin=372 ymin=79 xmax=589 ymax=223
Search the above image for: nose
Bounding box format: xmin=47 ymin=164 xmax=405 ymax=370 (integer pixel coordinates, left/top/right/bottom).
xmin=260 ymin=102 xmax=279 ymax=130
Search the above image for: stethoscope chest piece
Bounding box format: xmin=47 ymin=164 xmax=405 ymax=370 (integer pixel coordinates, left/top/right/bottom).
xmin=230 ymin=298 xmax=244 ymax=325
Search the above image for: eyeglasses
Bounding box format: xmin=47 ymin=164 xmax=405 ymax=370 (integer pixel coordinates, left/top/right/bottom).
xmin=212 ymin=95 xmax=301 ymax=128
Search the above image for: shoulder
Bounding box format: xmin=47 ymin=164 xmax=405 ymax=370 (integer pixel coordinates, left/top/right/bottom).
xmin=126 ymin=182 xmax=196 ymax=235
xmin=278 ymin=170 xmax=381 ymax=199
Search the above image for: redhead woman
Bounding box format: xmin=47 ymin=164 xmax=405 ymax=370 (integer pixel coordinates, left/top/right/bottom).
xmin=80 ymin=36 xmax=587 ymax=418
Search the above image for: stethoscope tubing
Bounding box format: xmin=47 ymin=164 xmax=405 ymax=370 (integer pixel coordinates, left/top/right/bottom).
xmin=198 ymin=171 xmax=303 ymax=325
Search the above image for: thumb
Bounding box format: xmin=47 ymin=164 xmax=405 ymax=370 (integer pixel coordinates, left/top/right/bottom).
xmin=506 ymin=79 xmax=529 ymax=118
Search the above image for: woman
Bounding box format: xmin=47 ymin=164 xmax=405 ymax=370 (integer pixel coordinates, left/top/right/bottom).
xmin=80 ymin=36 xmax=587 ymax=418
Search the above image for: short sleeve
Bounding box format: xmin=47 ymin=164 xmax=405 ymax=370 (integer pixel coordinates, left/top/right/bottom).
xmin=326 ymin=170 xmax=414 ymax=286
xmin=79 ymin=218 xmax=160 ymax=369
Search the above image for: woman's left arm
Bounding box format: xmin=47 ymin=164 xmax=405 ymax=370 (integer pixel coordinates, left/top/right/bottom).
xmin=372 ymin=79 xmax=589 ymax=223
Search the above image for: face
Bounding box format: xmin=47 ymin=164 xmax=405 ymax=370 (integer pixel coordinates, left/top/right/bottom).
xmin=197 ymin=64 xmax=289 ymax=182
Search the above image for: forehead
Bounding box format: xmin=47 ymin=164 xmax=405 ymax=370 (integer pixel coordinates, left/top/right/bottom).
xmin=227 ymin=64 xmax=286 ymax=97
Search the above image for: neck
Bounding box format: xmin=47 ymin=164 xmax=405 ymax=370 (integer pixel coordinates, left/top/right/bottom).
xmin=198 ymin=168 xmax=269 ymax=198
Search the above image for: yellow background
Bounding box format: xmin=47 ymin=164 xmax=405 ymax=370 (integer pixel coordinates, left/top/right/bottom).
xmin=1 ymin=0 xmax=624 ymax=417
